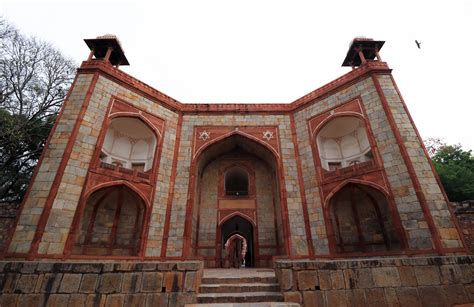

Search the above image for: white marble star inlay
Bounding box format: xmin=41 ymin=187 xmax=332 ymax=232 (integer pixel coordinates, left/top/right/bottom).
xmin=262 ymin=130 xmax=274 ymax=141
xmin=198 ymin=130 xmax=211 ymax=141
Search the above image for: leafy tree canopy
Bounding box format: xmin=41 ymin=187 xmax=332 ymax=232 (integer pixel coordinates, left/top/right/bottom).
xmin=425 ymin=138 xmax=474 ymax=202
xmin=0 ymin=17 xmax=76 ymax=203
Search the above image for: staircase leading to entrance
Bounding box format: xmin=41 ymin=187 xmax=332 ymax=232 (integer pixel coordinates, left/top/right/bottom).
xmin=196 ymin=268 xmax=284 ymax=304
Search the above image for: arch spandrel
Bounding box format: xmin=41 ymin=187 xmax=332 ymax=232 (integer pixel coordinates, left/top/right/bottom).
xmin=308 ymin=98 xmax=364 ymax=136
xmin=109 ymin=98 xmax=165 ymax=137
xmin=193 ymin=126 xmax=280 ymax=160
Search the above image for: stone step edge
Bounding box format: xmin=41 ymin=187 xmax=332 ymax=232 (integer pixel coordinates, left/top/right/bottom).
xmin=197 ymin=292 xmax=284 ymax=298
xmin=201 ymin=277 xmax=277 ymax=284
xmin=200 ymin=283 xmax=280 ymax=287
xmin=186 ymin=303 xmax=300 ymax=307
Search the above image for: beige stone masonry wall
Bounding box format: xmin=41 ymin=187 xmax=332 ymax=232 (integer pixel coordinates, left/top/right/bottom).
xmin=0 ymin=261 xmax=202 ymax=307
xmin=167 ymin=115 xmax=308 ymax=257
xmin=196 ymin=160 xmax=218 ymax=257
xmin=275 ymin=255 xmax=474 ymax=306
xmin=377 ymin=74 xmax=462 ymax=249
xmin=8 ymin=74 xmax=94 ymax=254
xmin=10 ymin=72 xmax=180 ymax=256
xmin=255 ymin=162 xmax=278 ymax=255
xmin=294 ymin=75 xmax=435 ymax=252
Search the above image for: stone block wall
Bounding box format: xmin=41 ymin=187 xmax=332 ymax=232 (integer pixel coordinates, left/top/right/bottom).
xmin=293 ymin=72 xmax=464 ymax=253
xmin=196 ymin=159 xmax=219 ymax=264
xmin=377 ymin=74 xmax=462 ymax=249
xmin=453 ymin=201 xmax=474 ymax=253
xmin=255 ymin=162 xmax=278 ymax=264
xmin=275 ymin=256 xmax=474 ymax=307
xmin=0 ymin=261 xmax=202 ymax=307
xmin=5 ymin=58 xmax=466 ymax=261
xmin=8 ymin=74 xmax=94 ymax=255
xmin=7 ymin=69 xmax=180 ymax=257
xmin=0 ymin=204 xmax=19 ymax=254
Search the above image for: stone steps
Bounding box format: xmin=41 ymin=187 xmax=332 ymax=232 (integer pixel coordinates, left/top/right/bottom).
xmin=198 ymin=269 xmax=284 ymax=304
xmin=197 ymin=291 xmax=284 ymax=304
xmin=199 ymin=283 xmax=280 ymax=293
xmin=202 ymin=276 xmax=278 ymax=284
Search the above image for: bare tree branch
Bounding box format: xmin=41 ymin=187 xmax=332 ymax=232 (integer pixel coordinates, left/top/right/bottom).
xmin=0 ymin=17 xmax=76 ymax=203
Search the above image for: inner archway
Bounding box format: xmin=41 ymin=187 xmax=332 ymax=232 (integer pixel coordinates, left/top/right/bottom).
xmin=191 ymin=134 xmax=285 ymax=268
xmin=221 ymin=215 xmax=254 ymax=268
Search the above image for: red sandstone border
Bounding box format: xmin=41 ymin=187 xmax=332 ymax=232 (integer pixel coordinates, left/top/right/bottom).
xmin=389 ymin=75 xmax=469 ymax=252
xmin=289 ymin=114 xmax=315 ymax=257
xmin=77 ymin=60 xmax=392 ymax=114
xmin=161 ymin=113 xmax=184 ymax=258
xmin=371 ymin=73 xmax=444 ymax=253
xmin=28 ymin=73 xmax=100 ymax=258
xmin=1 ymin=74 xmax=80 ymax=258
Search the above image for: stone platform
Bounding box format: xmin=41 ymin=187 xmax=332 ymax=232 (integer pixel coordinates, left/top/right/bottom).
xmin=1 ymin=256 xmax=473 ymax=306
xmin=274 ymin=255 xmax=474 ymax=306
xmin=0 ymin=260 xmax=203 ymax=307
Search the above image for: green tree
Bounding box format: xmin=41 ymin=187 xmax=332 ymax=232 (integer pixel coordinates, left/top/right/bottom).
xmin=0 ymin=18 xmax=76 ymax=203
xmin=428 ymin=140 xmax=474 ymax=202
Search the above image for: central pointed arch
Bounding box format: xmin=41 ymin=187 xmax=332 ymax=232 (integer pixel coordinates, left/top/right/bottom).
xmin=182 ymin=132 xmax=291 ymax=266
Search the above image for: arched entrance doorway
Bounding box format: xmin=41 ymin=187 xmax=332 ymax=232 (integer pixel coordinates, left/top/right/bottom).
xmin=220 ymin=215 xmax=254 ymax=267
xmin=191 ymin=134 xmax=286 ymax=268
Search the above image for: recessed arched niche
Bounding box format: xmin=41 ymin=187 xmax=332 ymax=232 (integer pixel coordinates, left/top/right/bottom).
xmin=100 ymin=117 xmax=156 ymax=172
xmin=328 ymin=183 xmax=403 ymax=253
xmin=73 ymin=185 xmax=145 ymax=256
xmin=316 ymin=116 xmax=373 ymax=171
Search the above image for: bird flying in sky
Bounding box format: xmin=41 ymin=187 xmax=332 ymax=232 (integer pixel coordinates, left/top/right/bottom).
xmin=415 ymin=40 xmax=422 ymax=49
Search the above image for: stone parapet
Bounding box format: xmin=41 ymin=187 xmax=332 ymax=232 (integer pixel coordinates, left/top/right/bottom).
xmin=274 ymin=256 xmax=474 ymax=306
xmin=0 ymin=260 xmax=203 ymax=307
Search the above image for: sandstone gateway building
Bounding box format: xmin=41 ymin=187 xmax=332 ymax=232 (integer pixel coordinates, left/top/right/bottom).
xmin=1 ymin=37 xmax=472 ymax=306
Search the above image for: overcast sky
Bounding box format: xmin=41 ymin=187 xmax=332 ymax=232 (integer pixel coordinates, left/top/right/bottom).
xmin=2 ymin=0 xmax=473 ymax=150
